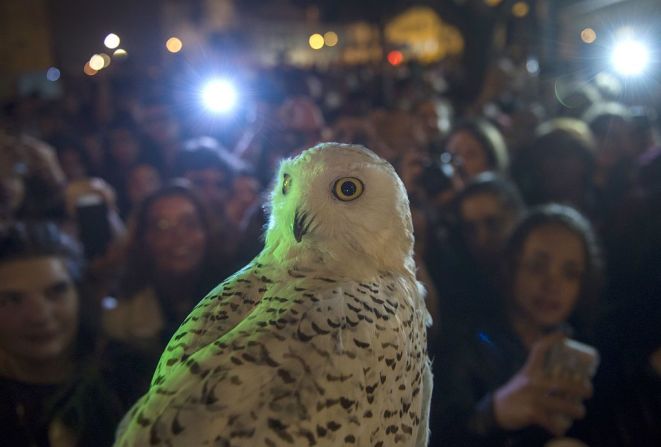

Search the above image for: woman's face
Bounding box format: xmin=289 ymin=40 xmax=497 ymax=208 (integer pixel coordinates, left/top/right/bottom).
xmin=145 ymin=195 xmax=207 ymax=275
xmin=460 ymin=192 xmax=517 ymax=265
xmin=512 ymin=224 xmax=586 ymax=331
xmin=0 ymin=257 xmax=79 ymax=364
xmin=447 ymin=130 xmax=490 ymax=180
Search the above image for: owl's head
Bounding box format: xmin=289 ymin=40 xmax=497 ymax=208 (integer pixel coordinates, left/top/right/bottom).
xmin=263 ymin=143 xmax=415 ymax=278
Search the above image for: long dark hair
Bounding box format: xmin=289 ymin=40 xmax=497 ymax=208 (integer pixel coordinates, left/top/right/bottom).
xmin=503 ymin=204 xmax=604 ymax=338
xmin=120 ymin=182 xmax=224 ymax=299
xmin=447 ymin=118 xmax=509 ymax=174
xmin=0 ymin=221 xmax=97 ymax=359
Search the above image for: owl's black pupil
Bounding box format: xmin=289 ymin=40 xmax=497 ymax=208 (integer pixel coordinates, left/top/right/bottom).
xmin=341 ymin=181 xmax=356 ymax=196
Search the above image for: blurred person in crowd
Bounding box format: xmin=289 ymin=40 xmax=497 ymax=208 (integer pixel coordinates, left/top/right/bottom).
xmin=224 ymin=169 xmax=267 ymax=270
xmin=175 ymin=137 xmax=239 ymax=211
xmin=456 ymin=173 xmax=526 ymax=272
xmin=444 ymin=118 xmax=509 ymax=182
xmin=102 ymin=183 xmax=230 ymax=357
xmin=414 ymin=98 xmax=453 ymax=156
xmin=369 ymin=109 xmax=427 ymax=161
xmin=331 ymin=116 xmax=393 ymax=160
xmin=0 ymin=132 xmax=66 ymax=228
xmin=0 ymin=222 xmax=147 ymax=447
xmin=556 ymin=82 xmax=602 ymax=120
xmin=50 ymin=135 xmax=90 ymax=182
xmin=264 ymin=95 xmax=325 ymax=169
xmin=426 ymin=173 xmax=525 ymax=341
xmin=104 ymin=114 xmax=146 ymax=215
xmin=581 ymin=119 xmax=661 ymax=447
xmin=513 ymin=118 xmax=597 ymax=214
xmin=500 ymin=102 xmax=546 ymax=156
xmin=630 ymin=107 xmax=659 ymax=166
xmin=431 ymin=204 xmax=602 ymax=446
xmin=224 ymin=169 xmax=261 ymax=230
xmin=125 ymin=164 xmax=162 ymax=216
xmin=139 ymin=98 xmax=183 ymax=178
xmin=177 ymin=137 xmax=266 ymax=268
xmin=583 ymin=102 xmax=635 ymax=191
xmin=78 ymin=129 xmax=106 ymax=178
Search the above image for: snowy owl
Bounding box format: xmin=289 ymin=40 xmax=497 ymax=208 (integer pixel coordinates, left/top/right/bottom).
xmin=115 ymin=143 xmax=432 ymax=446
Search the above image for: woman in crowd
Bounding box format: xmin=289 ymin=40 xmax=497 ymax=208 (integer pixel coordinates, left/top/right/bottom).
xmin=444 ymin=117 xmax=509 ymax=183
xmin=512 ymin=118 xmax=596 ymax=214
xmin=102 ymin=183 xmax=230 ymax=358
xmin=0 ymin=222 xmax=142 ymax=446
xmin=431 ymin=204 xmax=602 ymax=446
xmin=425 ymin=173 xmax=525 ymax=346
xmin=0 ymin=132 xmax=67 ymax=228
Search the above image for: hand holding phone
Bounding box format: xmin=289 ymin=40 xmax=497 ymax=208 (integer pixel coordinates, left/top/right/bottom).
xmin=76 ymin=193 xmax=112 ymax=259
xmin=545 ymin=338 xmax=600 ymax=383
xmin=494 ymin=332 xmax=594 ymax=437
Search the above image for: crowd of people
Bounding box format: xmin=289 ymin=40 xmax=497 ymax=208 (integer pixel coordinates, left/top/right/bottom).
xmin=1 ymin=57 xmax=660 ymax=446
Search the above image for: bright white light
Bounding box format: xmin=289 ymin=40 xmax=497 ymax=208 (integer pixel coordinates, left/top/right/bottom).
xmin=526 ymin=57 xmax=539 ymax=74
xmin=201 ymin=79 xmax=238 ymax=113
xmin=104 ymin=33 xmax=120 ymax=49
xmin=89 ymin=54 xmax=105 ymax=70
xmin=611 ymin=39 xmax=650 ymax=76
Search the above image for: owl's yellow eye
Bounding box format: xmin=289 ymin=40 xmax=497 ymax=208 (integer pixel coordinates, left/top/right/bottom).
xmin=282 ymin=174 xmax=291 ymax=195
xmin=333 ymin=177 xmax=364 ymax=201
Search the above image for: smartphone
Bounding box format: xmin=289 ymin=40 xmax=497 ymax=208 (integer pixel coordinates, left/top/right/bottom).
xmin=545 ymin=338 xmax=600 ymax=382
xmin=75 ymin=194 xmax=112 ymax=259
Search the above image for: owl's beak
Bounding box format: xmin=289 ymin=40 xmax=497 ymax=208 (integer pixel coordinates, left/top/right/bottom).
xmin=293 ymin=210 xmax=311 ymax=243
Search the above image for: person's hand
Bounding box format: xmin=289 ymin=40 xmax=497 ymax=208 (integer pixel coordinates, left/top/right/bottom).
xmin=493 ymin=332 xmax=593 ymax=436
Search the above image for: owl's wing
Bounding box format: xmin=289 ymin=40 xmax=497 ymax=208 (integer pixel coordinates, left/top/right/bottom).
xmin=115 ymin=275 xmax=430 ymax=446
xmin=151 ymin=261 xmax=271 ymax=387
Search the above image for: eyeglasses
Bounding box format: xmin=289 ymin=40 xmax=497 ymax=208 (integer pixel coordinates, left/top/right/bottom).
xmin=148 ymin=214 xmax=203 ymax=236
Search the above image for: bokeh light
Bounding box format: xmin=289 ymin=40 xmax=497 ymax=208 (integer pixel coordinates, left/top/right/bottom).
xmin=324 ymin=31 xmax=339 ymax=47
xmin=526 ymin=57 xmax=539 ymax=74
xmin=83 ymin=62 xmax=97 ymax=76
xmin=611 ymin=38 xmax=650 ymax=76
xmin=89 ymin=54 xmax=105 ymax=70
xmin=484 ymin=0 xmax=503 ymax=6
xmin=309 ymin=33 xmax=325 ymax=50
xmin=46 ymin=67 xmax=60 ymax=82
xmin=387 ymin=50 xmax=404 ymax=66
xmin=512 ymin=2 xmax=529 ymax=18
xmin=100 ymin=53 xmax=111 ymax=68
xmin=166 ymin=37 xmax=183 ymax=53
xmin=581 ymin=28 xmax=597 ymax=44
xmin=104 ymin=33 xmax=120 ymax=49
xmin=113 ymin=48 xmax=128 ymax=58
